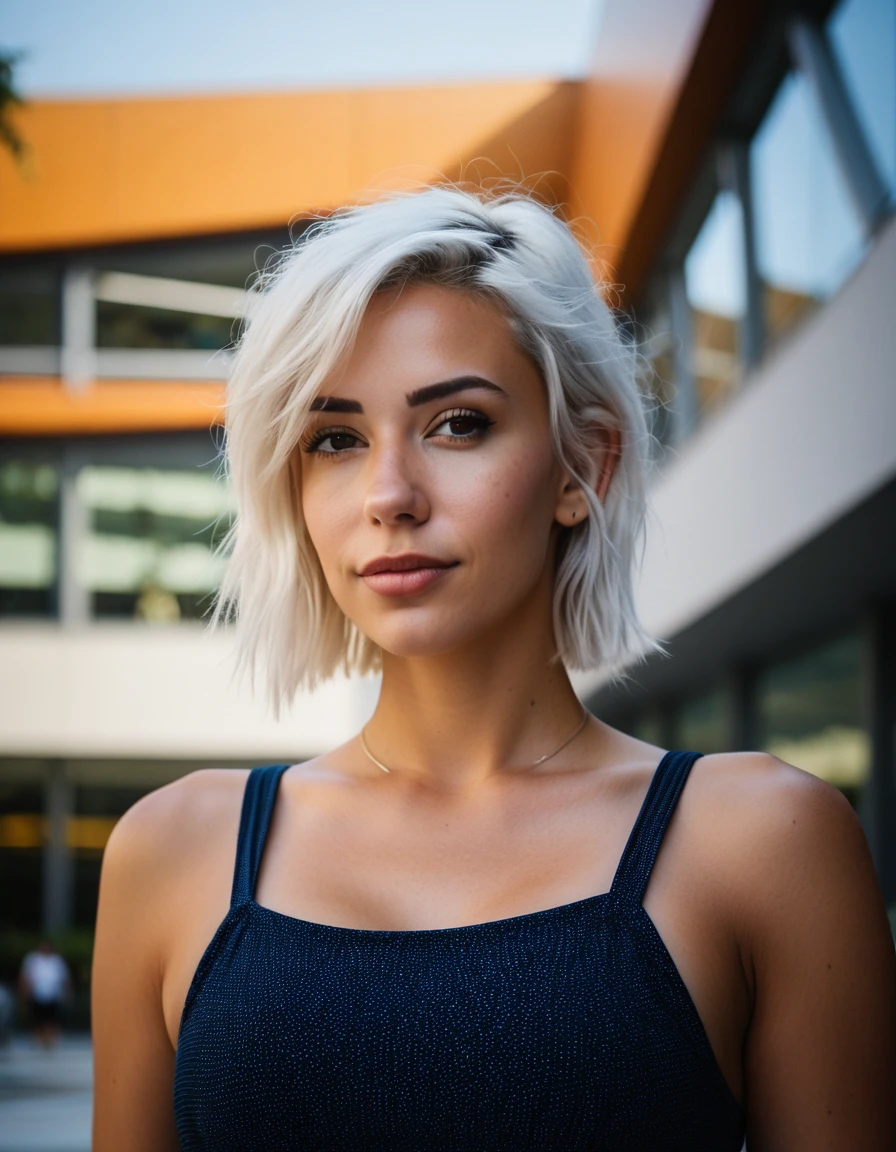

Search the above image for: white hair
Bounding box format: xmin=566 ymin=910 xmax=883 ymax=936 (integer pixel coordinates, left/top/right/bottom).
xmin=214 ymin=185 xmax=657 ymax=712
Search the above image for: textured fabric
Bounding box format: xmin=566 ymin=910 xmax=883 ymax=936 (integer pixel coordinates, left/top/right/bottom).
xmin=174 ymin=750 xmax=745 ymax=1151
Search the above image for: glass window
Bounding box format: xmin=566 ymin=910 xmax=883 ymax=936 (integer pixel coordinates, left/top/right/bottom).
xmin=756 ymin=633 xmax=869 ymax=805
xmin=672 ymin=689 xmax=730 ymax=754
xmin=0 ymin=780 xmax=44 ymax=932
xmin=0 ymin=267 xmax=61 ymax=347
xmin=629 ymin=710 xmax=664 ymax=747
xmin=751 ymin=69 xmax=868 ymax=349
xmin=829 ymin=0 xmax=896 ymax=200
xmin=77 ymin=465 xmax=234 ymax=621
xmin=0 ymin=461 xmax=58 ymax=618
xmin=73 ymin=785 xmax=148 ymax=928
xmin=96 ymin=302 xmax=237 ymax=351
xmin=93 ymin=238 xmax=276 ymax=289
xmin=639 ymin=291 xmax=677 ymax=450
xmin=92 ymin=238 xmax=268 ymax=351
xmin=684 ymin=191 xmax=746 ymax=420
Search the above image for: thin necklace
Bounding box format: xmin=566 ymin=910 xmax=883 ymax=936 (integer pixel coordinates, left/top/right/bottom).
xmin=359 ymin=707 xmax=590 ymax=775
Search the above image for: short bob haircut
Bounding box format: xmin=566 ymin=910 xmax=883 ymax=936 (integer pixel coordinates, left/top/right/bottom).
xmin=215 ymin=185 xmax=656 ymax=711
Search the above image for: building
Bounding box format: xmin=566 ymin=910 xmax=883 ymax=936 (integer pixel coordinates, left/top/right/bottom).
xmin=578 ymin=0 xmax=896 ymax=907
xmin=0 ymin=0 xmax=893 ymax=938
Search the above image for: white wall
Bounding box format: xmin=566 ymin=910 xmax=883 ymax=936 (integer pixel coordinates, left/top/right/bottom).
xmin=0 ymin=623 xmax=378 ymax=760
xmin=637 ymin=213 xmax=896 ymax=642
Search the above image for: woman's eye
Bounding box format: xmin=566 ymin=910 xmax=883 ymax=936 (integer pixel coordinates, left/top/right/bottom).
xmin=429 ymin=410 xmax=494 ymax=440
xmin=302 ymin=429 xmax=362 ymax=455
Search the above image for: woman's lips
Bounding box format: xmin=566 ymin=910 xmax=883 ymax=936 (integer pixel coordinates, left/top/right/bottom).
xmin=357 ymin=555 xmax=453 ymax=599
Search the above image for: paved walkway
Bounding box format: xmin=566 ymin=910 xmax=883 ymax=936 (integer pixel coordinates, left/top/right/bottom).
xmin=0 ymin=1034 xmax=92 ymax=1152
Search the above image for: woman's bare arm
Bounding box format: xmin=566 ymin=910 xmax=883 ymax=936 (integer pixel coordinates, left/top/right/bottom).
xmin=91 ymin=785 xmax=186 ymax=1152
xmin=738 ymin=757 xmax=896 ymax=1150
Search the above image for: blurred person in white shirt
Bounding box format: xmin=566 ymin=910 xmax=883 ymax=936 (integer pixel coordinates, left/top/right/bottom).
xmin=18 ymin=938 xmax=71 ymax=1049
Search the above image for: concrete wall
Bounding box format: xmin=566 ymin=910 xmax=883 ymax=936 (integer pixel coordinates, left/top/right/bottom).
xmin=0 ymin=623 xmax=378 ymax=760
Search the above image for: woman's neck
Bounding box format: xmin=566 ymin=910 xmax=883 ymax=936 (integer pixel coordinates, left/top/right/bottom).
xmin=367 ymin=621 xmax=590 ymax=792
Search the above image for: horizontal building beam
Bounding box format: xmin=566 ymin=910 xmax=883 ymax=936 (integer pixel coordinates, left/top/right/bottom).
xmin=0 ymin=347 xmax=232 ymax=381
xmin=0 ymin=378 xmax=225 ymax=435
xmin=95 ymin=271 xmax=251 ymax=318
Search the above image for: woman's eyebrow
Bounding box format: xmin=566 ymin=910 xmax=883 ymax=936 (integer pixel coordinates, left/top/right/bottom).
xmin=309 ymin=396 xmax=363 ymax=413
xmin=406 ymin=376 xmax=507 ymax=407
xmin=309 ymin=376 xmax=506 ymax=415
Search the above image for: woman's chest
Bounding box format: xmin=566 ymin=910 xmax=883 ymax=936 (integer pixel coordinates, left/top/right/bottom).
xmin=173 ymin=903 xmax=744 ymax=1151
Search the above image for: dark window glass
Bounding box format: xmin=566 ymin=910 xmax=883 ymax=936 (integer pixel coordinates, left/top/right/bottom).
xmin=0 ymin=782 xmax=45 ymax=932
xmin=92 ymin=236 xmax=272 ymax=350
xmin=756 ymin=633 xmax=868 ymax=805
xmin=72 ymin=785 xmax=152 ymax=929
xmin=0 ymin=849 xmax=43 ymax=931
xmin=74 ymin=785 xmax=149 ymax=818
xmin=629 ymin=711 xmax=664 ymax=747
xmin=0 ymin=267 xmax=60 ymax=346
xmin=96 ymin=302 xmax=237 ymax=351
xmin=672 ymin=689 xmax=729 ymax=754
xmin=93 ymin=240 xmax=277 ymax=289
xmin=74 ymin=856 xmax=103 ymax=930
xmin=0 ymin=461 xmax=58 ymax=618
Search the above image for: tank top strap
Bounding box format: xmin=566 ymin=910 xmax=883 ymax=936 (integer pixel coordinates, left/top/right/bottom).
xmin=230 ymin=763 xmax=291 ymax=909
xmin=609 ymin=750 xmax=704 ymax=906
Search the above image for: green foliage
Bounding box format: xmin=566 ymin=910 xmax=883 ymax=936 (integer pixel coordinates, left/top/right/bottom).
xmin=0 ymin=49 xmax=25 ymax=162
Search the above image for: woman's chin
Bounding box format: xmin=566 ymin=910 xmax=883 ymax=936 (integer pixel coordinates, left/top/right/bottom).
xmin=361 ymin=618 xmax=488 ymax=662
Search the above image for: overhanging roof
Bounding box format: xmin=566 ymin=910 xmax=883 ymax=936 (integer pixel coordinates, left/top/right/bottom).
xmin=0 ymin=80 xmax=577 ymax=251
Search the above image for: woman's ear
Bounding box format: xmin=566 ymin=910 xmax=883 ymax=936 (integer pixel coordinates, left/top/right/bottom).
xmin=554 ymin=426 xmax=622 ymax=527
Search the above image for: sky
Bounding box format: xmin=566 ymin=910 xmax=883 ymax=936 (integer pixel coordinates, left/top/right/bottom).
xmin=1 ymin=0 xmax=604 ymax=98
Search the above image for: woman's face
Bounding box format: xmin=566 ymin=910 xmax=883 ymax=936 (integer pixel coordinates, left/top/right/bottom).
xmin=299 ymin=282 xmax=578 ymax=660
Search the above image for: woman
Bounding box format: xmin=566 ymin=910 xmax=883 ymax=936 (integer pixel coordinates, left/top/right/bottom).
xmin=92 ymin=187 xmax=896 ymax=1150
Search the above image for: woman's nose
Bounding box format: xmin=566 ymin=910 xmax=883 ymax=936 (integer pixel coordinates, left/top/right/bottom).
xmin=362 ymin=447 xmax=430 ymax=527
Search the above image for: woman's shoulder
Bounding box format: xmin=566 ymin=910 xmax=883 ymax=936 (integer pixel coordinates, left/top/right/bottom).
xmin=688 ymin=749 xmax=861 ymax=848
xmin=681 ymin=751 xmax=878 ymax=936
xmin=111 ymin=767 xmax=251 ymax=847
xmin=101 ymin=768 xmax=253 ymax=906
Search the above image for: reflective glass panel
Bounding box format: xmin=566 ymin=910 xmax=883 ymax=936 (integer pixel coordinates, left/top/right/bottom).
xmin=751 ymin=69 xmax=867 ymax=348
xmin=684 ymin=191 xmax=745 ymax=420
xmin=93 ymin=239 xmax=266 ymax=350
xmin=629 ymin=711 xmax=664 ymax=747
xmin=0 ymin=780 xmax=44 ymax=932
xmin=77 ymin=466 xmax=233 ymax=621
xmin=74 ymin=785 xmax=150 ymax=928
xmin=672 ymin=689 xmax=729 ymax=754
xmin=0 ymin=267 xmax=60 ymax=346
xmin=0 ymin=461 xmax=58 ymax=617
xmin=756 ymin=632 xmax=869 ymax=804
xmin=96 ymin=302 xmax=237 ymax=351
xmin=829 ymin=0 xmax=896 ymax=198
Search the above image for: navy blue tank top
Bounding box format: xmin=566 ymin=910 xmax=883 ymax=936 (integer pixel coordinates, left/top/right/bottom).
xmin=174 ymin=750 xmax=745 ymax=1150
